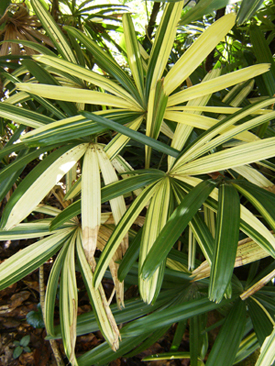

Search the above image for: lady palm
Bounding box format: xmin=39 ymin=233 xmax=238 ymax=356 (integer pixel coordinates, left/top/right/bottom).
xmin=1 ymin=0 xmax=275 ymax=365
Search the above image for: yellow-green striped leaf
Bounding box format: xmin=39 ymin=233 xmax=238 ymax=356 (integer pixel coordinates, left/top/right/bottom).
xmin=164 ymin=13 xmax=236 ymax=96
xmin=82 ymin=145 xmax=101 ymax=267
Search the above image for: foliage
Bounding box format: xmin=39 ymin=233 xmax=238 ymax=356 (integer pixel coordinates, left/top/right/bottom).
xmin=13 ymin=335 xmax=31 ymax=359
xmin=1 ymin=0 xmax=275 ymax=365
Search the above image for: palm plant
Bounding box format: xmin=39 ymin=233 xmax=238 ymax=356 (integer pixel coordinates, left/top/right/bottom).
xmin=1 ymin=0 xmax=275 ymax=365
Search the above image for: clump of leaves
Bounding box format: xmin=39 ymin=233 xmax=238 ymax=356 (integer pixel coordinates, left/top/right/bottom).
xmin=13 ymin=335 xmax=31 ymax=359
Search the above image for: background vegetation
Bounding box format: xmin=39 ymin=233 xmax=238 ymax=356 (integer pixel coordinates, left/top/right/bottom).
xmin=1 ymin=0 xmax=275 ymax=365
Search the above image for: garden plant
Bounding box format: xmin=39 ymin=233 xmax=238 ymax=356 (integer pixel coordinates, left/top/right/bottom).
xmin=1 ymin=0 xmax=275 ymax=365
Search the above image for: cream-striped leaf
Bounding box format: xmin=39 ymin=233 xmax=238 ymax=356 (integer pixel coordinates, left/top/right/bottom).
xmin=0 ymin=228 xmax=73 ymax=291
xmin=4 ymin=143 xmax=88 ymax=230
xmin=33 ymin=55 xmax=141 ymax=108
xmin=233 ymin=165 xmax=273 ymax=188
xmin=31 ymin=0 xmax=77 ymax=63
xmin=82 ymin=145 xmax=101 ymax=267
xmin=139 ymin=177 xmax=170 ymax=304
xmin=172 ymin=137 xmax=275 ymax=176
xmin=163 ymin=13 xmax=236 ymax=96
xmin=76 ymin=230 xmax=120 ymax=351
xmin=165 ymin=111 xmax=256 ymax=143
xmin=173 ymin=98 xmax=275 ymax=168
xmin=146 ymin=1 xmax=185 ymax=95
xmin=168 ymin=68 xmax=221 ymax=170
xmin=255 ymin=327 xmax=275 ymax=366
xmin=16 ymin=83 xmax=141 ymax=110
xmin=93 ymin=181 xmax=161 ymax=289
xmin=122 ymin=14 xmax=144 ymax=102
xmin=166 ymin=105 xmax=273 ymax=115
xmin=168 ymin=64 xmax=270 ymax=107
xmin=60 ymin=231 xmax=78 ymax=365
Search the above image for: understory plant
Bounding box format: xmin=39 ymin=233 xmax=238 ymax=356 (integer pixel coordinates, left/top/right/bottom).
xmin=1 ymin=0 xmax=275 ymax=365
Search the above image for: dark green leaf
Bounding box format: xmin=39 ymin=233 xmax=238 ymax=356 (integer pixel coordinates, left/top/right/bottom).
xmin=237 ymin=0 xmax=265 ymax=25
xmin=26 ymin=306 xmax=45 ymax=329
xmin=247 ymin=297 xmax=273 ymax=345
xmin=141 ymin=180 xmax=216 ymax=279
xmin=117 ymin=228 xmax=141 ymax=282
xmin=0 ymin=0 xmax=10 ymax=17
xmin=209 ymin=183 xmax=240 ymax=303
xmin=205 ymin=299 xmax=246 ymax=366
xmin=180 ymin=0 xmax=237 ymax=25
xmin=81 ymin=111 xmax=180 ymax=158
xmin=123 ymin=295 xmax=236 ymax=337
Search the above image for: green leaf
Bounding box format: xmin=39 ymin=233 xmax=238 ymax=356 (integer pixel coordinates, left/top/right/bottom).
xmin=0 ymin=220 xmax=73 ymax=240
xmin=13 ymin=346 xmax=23 ymax=359
xmin=179 ymin=0 xmax=237 ymax=25
xmin=33 ymin=55 xmax=140 ymax=107
xmin=237 ymin=0 xmax=265 ymax=25
xmin=209 ymin=183 xmax=240 ymax=303
xmin=164 ymin=13 xmax=236 ymax=96
xmin=142 ymin=352 xmax=191 ymax=361
xmin=22 ymin=111 xmax=141 ymax=147
xmin=247 ymin=297 xmax=274 ymax=345
xmin=78 ymin=331 xmax=152 ymax=366
xmin=77 ymin=295 xmax=235 ymax=366
xmin=123 ymin=295 xmax=236 ymax=337
xmin=51 ymin=288 xmax=179 ymax=339
xmin=117 ymin=228 xmax=141 ymax=282
xmin=82 ymin=111 xmax=179 ymax=158
xmin=250 ymin=25 xmax=275 ymax=96
xmin=141 ymin=180 xmax=216 ymax=280
xmin=139 ymin=178 xmax=171 ymax=304
xmin=60 ymin=232 xmax=78 ymax=364
xmin=170 ymin=321 xmax=187 ymax=351
xmin=0 ymin=0 xmax=10 ymax=17
xmin=0 ymin=145 xmax=57 ymax=184
xmin=189 ymin=292 xmax=207 ymax=366
xmin=20 ymin=335 xmax=30 ymax=347
xmin=205 ymin=299 xmax=246 ymax=366
xmin=125 ymin=326 xmax=171 ymax=358
xmin=26 ymin=305 xmax=45 ymax=329
xmin=173 ymin=137 xmax=275 ymax=176
xmin=145 ymin=78 xmax=168 ymax=167
xmin=76 ymin=230 xmax=120 ymax=351
xmin=189 ymin=212 xmax=214 ymax=264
